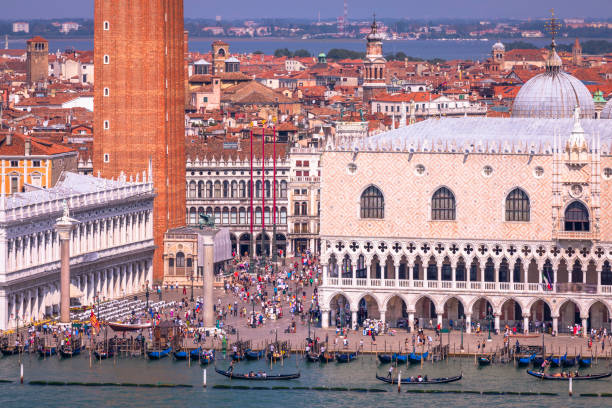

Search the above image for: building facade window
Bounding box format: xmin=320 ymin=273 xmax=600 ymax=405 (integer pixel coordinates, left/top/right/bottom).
xmin=176 ymin=252 xmax=185 ymax=267
xmin=103 ymin=21 xmax=110 ymax=30
xmin=564 ymin=201 xmax=589 ymax=231
xmin=360 ymin=186 xmax=384 ymax=219
xmin=505 ymin=188 xmax=530 ymax=222
xmin=104 ymin=87 xmax=109 ymax=96
xmin=103 ymin=120 xmax=109 ymax=129
xmin=431 ymin=187 xmax=456 ymax=220
xmin=103 ymin=55 xmax=109 ymax=64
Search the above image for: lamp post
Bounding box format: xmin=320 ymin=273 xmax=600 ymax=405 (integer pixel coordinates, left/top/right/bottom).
xmin=145 ymin=280 xmax=150 ymax=311
xmin=487 ymin=306 xmax=493 ymax=341
xmin=251 ymin=298 xmax=256 ymax=328
xmin=190 ymin=273 xmax=194 ymax=302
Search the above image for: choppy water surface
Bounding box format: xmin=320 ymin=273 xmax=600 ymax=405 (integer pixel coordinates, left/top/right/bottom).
xmin=0 ymin=352 xmax=610 ymax=407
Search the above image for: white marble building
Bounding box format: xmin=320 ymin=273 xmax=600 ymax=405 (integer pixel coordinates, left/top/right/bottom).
xmin=0 ymin=171 xmax=155 ymax=330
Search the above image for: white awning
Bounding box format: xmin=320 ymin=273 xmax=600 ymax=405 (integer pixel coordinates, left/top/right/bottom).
xmin=70 ymin=283 xmax=84 ymax=298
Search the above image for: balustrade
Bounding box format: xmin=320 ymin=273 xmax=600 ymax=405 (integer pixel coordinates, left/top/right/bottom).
xmin=356 ymin=278 xmax=367 ymax=287
xmin=427 ymin=281 xmax=438 ymax=289
xmin=370 ymin=279 xmax=381 ymax=287
xmin=384 ymin=279 xmax=395 ymax=287
xmin=441 ymin=281 xmax=452 ymax=289
xmin=328 ymin=278 xmax=338 ymax=286
xmin=341 ymin=278 xmax=352 ymax=286
xmin=398 ymin=280 xmax=410 ymax=288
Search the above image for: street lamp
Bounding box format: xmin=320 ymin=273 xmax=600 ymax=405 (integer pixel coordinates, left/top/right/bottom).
xmin=145 ymin=280 xmax=150 ymax=311
xmin=190 ymin=273 xmax=194 ymax=302
xmin=487 ymin=306 xmax=493 ymax=341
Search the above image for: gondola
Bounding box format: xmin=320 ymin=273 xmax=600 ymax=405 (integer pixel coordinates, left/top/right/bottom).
xmin=267 ymin=350 xmax=289 ymax=361
xmin=200 ymin=352 xmax=215 ymax=365
xmin=106 ymin=322 xmax=151 ymax=332
xmin=378 ymin=354 xmax=393 ymax=364
xmin=1 ymin=345 xmax=27 ymax=356
xmin=190 ymin=348 xmax=202 ymax=360
xmin=579 ymin=357 xmax=592 ymax=367
xmin=245 ymin=349 xmax=265 ymax=360
xmin=335 ymin=352 xmax=357 ymax=363
xmin=550 ymin=354 xmax=562 ymax=368
xmin=517 ymin=353 xmax=535 ymax=367
xmin=408 ymin=351 xmax=428 ymax=364
xmin=376 ymin=373 xmax=462 ymax=385
xmin=232 ymin=352 xmax=245 ymax=361
xmin=59 ymin=344 xmax=82 ymax=358
xmin=147 ymin=347 xmax=171 ymax=360
xmin=215 ymin=368 xmax=300 ymax=381
xmin=173 ymin=349 xmax=188 ymax=360
xmin=306 ymin=352 xmax=321 ymax=362
xmin=93 ymin=349 xmax=114 ymax=360
xmin=561 ymin=354 xmax=577 ymax=367
xmin=38 ymin=346 xmax=57 ymax=357
xmin=533 ymin=355 xmax=552 ymax=367
xmin=393 ymin=353 xmax=408 ymax=363
xmin=319 ymin=351 xmax=335 ymax=363
xmin=527 ymin=370 xmax=611 ymax=381
xmin=478 ymin=356 xmax=492 ymax=366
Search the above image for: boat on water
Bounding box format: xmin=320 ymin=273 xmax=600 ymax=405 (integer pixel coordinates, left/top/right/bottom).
xmin=107 ymin=322 xmax=152 ymax=332
xmin=478 ymin=356 xmax=492 ymax=366
xmin=200 ymin=351 xmax=215 ymax=365
xmin=215 ymin=368 xmax=300 ymax=381
xmin=93 ymin=349 xmax=114 ymax=360
xmin=376 ymin=373 xmax=462 ymax=384
xmin=561 ymin=354 xmax=577 ymax=367
xmin=173 ymin=349 xmax=188 ymax=360
xmin=38 ymin=346 xmax=57 ymax=357
xmin=517 ymin=353 xmax=535 ymax=367
xmin=306 ymin=352 xmax=321 ymax=362
xmin=378 ymin=354 xmax=392 ymax=364
xmin=579 ymin=357 xmax=592 ymax=367
xmin=245 ymin=349 xmax=265 ymax=360
xmin=335 ymin=352 xmax=357 ymax=363
xmin=1 ymin=345 xmax=27 ymax=356
xmin=408 ymin=351 xmax=428 ymax=364
xmin=147 ymin=347 xmax=171 ymax=360
xmin=59 ymin=344 xmax=83 ymax=358
xmin=267 ymin=350 xmax=289 ymax=361
xmin=231 ymin=351 xmax=245 ymax=361
xmin=550 ymin=354 xmax=562 ymax=367
xmin=319 ymin=351 xmax=335 ymax=363
xmin=526 ymin=370 xmax=611 ymax=381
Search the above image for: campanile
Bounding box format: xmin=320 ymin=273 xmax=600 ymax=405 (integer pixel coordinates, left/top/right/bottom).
xmin=93 ymin=0 xmax=186 ymax=281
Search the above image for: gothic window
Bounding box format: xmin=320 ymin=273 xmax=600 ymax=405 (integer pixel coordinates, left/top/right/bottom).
xmin=431 ymin=187 xmax=455 ymax=221
xmin=564 ymin=201 xmax=589 ymax=231
xmin=255 ymin=207 xmax=262 ymax=224
xmin=505 ymin=188 xmax=530 ymax=222
xmin=176 ymin=252 xmax=185 ymax=267
xmin=222 ymin=207 xmax=229 ymax=224
xmin=223 ymin=181 xmax=229 ymax=198
xmin=280 ymin=181 xmax=287 ymax=198
xmin=294 ymin=202 xmax=300 ymax=216
xmin=197 ymin=181 xmax=204 ymax=198
xmin=255 ymin=181 xmax=261 ymax=198
xmin=264 ymin=207 xmax=271 ymax=224
xmin=189 ymin=207 xmax=196 ymax=225
xmin=230 ymin=208 xmax=237 ymax=224
xmin=206 ymin=181 xmax=213 ymax=197
xmin=189 ymin=181 xmax=196 ymax=198
xmin=280 ymin=207 xmax=287 ymax=224
xmin=301 ymin=202 xmax=307 ymax=216
xmin=265 ymin=180 xmax=271 ymax=198
xmin=214 ymin=207 xmax=221 ymax=225
xmin=239 ymin=208 xmax=246 ymax=224
xmin=360 ymin=186 xmax=384 ymax=219
xmin=231 ymin=181 xmax=237 ymax=198
xmin=239 ymin=181 xmax=246 ymax=198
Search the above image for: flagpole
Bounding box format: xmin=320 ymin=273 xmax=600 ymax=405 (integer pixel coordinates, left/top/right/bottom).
xmin=261 ymin=123 xmax=266 ymax=264
xmin=272 ymin=122 xmax=277 ymax=267
xmin=249 ymin=128 xmax=254 ymax=274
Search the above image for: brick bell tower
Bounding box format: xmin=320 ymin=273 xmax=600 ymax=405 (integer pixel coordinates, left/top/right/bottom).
xmin=93 ymin=0 xmax=186 ymax=282
xmin=362 ymin=16 xmax=387 ymax=104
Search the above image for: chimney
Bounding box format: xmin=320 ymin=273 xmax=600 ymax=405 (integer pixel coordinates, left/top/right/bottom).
xmin=6 ymin=133 xmax=12 ymax=146
xmin=25 ymin=137 xmax=31 ymax=156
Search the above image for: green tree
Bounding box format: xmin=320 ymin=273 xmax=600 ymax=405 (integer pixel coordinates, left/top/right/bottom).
xmin=293 ymin=49 xmax=311 ymax=58
xmin=326 ymin=48 xmax=365 ymax=60
xmin=274 ymin=48 xmax=293 ymax=57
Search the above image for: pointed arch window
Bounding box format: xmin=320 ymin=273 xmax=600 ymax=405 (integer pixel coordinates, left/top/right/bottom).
xmin=564 ymin=201 xmax=589 ymax=231
xmin=505 ymin=188 xmax=530 ymax=222
xmin=431 ymin=187 xmax=455 ymax=220
xmin=360 ymin=186 xmax=384 ymax=219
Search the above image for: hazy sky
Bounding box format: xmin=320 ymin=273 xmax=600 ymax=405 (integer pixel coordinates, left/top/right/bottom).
xmin=2 ymin=0 xmax=609 ymax=20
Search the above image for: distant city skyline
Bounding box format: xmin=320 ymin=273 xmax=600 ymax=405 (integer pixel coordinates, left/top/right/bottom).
xmin=2 ymin=0 xmax=610 ymax=20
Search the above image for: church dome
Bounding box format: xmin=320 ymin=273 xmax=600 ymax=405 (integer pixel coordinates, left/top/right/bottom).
xmin=492 ymin=42 xmax=505 ymax=51
xmin=601 ymin=98 xmax=612 ymax=119
xmin=511 ymin=47 xmax=595 ymax=119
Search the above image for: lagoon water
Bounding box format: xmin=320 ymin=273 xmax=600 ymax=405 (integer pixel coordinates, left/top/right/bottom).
xmin=0 ymin=352 xmax=609 ymax=407
xmin=8 ymin=37 xmax=580 ymax=61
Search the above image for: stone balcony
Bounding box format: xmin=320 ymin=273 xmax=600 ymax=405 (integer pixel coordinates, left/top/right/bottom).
xmin=324 ymin=277 xmax=612 ymax=295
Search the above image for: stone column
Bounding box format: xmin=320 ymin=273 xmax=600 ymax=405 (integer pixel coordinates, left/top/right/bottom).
xmin=394 ymin=263 xmax=400 ymax=287
xmin=451 ymin=263 xmax=456 ymax=288
xmin=408 ymin=261 xmax=414 ymax=288
xmin=523 ymin=314 xmax=530 ymax=334
xmin=437 ymin=313 xmax=443 ymax=328
xmin=408 ymin=311 xmax=415 ymax=332
xmin=321 ymin=309 xmax=329 ymax=329
xmin=55 ymin=206 xmax=77 ymax=325
xmin=494 ymin=313 xmax=500 ymax=332
xmin=597 ymin=267 xmax=602 ymax=293
xmin=380 ymin=310 xmax=386 ymax=324
xmin=202 ymin=231 xmax=216 ymax=328
xmin=581 ymin=316 xmax=588 ymax=337
xmin=465 ymin=313 xmax=472 ymax=334
xmin=322 ymin=264 xmax=328 ymax=286
xmin=552 ymin=315 xmax=559 ymax=335
xmin=351 ymin=260 xmax=357 ymax=286
xmin=366 ymin=260 xmax=371 ymax=286
xmin=351 ymin=310 xmax=358 ymax=330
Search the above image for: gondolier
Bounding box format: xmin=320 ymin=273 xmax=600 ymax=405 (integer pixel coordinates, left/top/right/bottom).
xmin=387 ymin=366 xmax=394 ymax=379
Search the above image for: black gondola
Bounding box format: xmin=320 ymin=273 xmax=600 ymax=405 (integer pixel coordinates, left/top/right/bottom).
xmin=215 ymin=368 xmax=300 ymax=380
xmin=232 ymin=352 xmax=245 ymax=361
xmin=561 ymin=355 xmax=577 ymax=367
xmin=378 ymin=354 xmax=393 ymax=364
xmin=94 ymin=349 xmax=114 ymax=360
xmin=59 ymin=345 xmax=82 ymax=358
xmin=319 ymin=352 xmax=335 ymax=363
xmin=1 ymin=345 xmax=26 ymax=356
xmin=336 ymin=352 xmax=357 ymax=363
xmin=579 ymin=357 xmax=592 ymax=367
xmin=306 ymin=352 xmax=321 ymax=362
xmin=376 ymin=373 xmax=462 ymax=384
xmin=245 ymin=349 xmax=265 ymax=360
xmin=526 ymin=370 xmax=611 ymax=380
xmin=478 ymin=356 xmax=492 ymax=366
